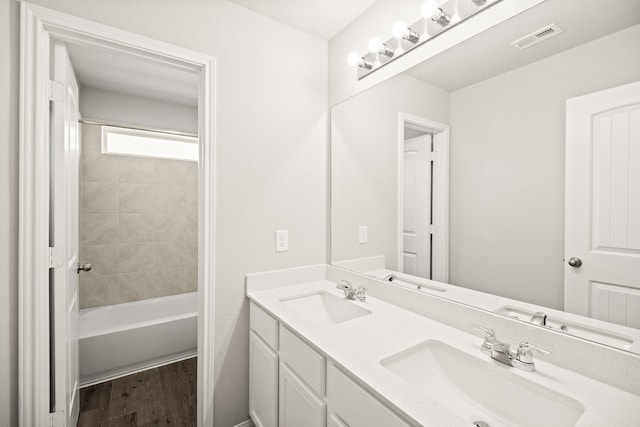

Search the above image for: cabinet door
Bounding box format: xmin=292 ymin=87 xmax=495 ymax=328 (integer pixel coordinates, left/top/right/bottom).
xmin=250 ymin=332 xmax=278 ymax=427
xmin=279 ymin=363 xmax=326 ymax=427
xmin=327 ymin=363 xmax=409 ymax=427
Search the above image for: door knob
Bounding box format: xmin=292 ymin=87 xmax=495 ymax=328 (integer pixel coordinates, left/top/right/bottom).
xmin=77 ymin=263 xmax=92 ymax=273
xmin=567 ymin=257 xmax=582 ymax=268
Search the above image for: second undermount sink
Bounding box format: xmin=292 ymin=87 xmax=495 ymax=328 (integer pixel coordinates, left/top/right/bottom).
xmin=280 ymin=291 xmax=372 ymax=326
xmin=381 ymin=340 xmax=585 ymax=427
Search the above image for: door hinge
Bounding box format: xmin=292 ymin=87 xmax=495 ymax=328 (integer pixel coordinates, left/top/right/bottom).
xmin=49 ymin=411 xmax=64 ymax=427
xmin=428 ymin=152 xmax=436 ymax=162
xmin=48 ymin=247 xmax=64 ymax=269
xmin=428 ymin=225 xmax=435 ymax=235
xmin=48 ymin=80 xmax=64 ymax=103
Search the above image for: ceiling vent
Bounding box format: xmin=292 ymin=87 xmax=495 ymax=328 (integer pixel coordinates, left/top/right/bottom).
xmin=511 ymin=24 xmax=564 ymax=50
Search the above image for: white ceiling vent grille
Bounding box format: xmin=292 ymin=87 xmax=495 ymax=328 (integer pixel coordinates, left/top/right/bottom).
xmin=511 ymin=24 xmax=564 ymax=50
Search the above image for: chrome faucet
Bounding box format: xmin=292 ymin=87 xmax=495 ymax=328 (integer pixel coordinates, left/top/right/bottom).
xmin=336 ymin=280 xmax=368 ymax=301
xmin=472 ymin=325 xmax=551 ymax=372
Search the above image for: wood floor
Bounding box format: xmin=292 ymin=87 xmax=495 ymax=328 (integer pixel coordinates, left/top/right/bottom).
xmin=77 ymin=357 xmax=197 ymax=427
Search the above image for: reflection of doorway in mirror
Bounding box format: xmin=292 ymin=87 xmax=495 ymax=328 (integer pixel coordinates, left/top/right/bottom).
xmin=397 ymin=114 xmax=449 ymax=283
xmin=565 ymin=81 xmax=640 ymax=329
xmin=403 ymin=134 xmax=432 ymax=278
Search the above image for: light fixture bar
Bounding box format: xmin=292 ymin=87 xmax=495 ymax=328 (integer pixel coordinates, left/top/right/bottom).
xmin=349 ymin=0 xmax=502 ymax=79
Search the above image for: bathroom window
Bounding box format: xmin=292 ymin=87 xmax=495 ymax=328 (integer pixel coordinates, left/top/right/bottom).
xmin=101 ymin=126 xmax=198 ymax=162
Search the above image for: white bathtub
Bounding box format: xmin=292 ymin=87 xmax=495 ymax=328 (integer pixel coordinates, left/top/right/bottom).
xmin=79 ymin=292 xmax=197 ymax=387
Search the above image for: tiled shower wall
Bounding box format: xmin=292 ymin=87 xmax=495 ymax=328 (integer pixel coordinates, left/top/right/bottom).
xmin=79 ymin=124 xmax=198 ymax=308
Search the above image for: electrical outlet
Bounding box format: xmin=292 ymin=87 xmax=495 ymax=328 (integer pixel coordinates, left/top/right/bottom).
xmin=275 ymin=230 xmax=288 ymax=252
xmin=358 ymin=226 xmax=368 ymax=244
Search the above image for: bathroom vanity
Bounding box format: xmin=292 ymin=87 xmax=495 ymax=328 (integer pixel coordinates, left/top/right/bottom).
xmin=246 ymin=265 xmax=640 ymax=427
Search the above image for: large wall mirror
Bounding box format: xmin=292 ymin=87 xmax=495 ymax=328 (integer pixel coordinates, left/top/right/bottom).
xmin=331 ymin=0 xmax=640 ymax=354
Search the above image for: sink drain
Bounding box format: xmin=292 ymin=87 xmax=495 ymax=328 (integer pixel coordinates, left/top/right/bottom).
xmin=473 ymin=422 xmax=490 ymax=427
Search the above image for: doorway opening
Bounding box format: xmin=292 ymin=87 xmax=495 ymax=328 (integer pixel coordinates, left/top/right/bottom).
xmin=397 ymin=113 xmax=449 ymax=283
xmin=19 ymin=4 xmax=216 ymax=426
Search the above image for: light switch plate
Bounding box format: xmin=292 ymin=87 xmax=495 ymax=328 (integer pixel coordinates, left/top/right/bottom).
xmin=276 ymin=230 xmax=289 ymax=252
xmin=359 ymin=226 xmax=368 ymax=244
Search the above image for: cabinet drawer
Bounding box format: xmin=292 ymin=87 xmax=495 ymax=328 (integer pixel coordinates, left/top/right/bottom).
xmin=279 ymin=325 xmax=325 ymax=397
xmin=250 ymin=302 xmax=278 ymax=350
xmin=327 ymin=363 xmax=410 ymax=427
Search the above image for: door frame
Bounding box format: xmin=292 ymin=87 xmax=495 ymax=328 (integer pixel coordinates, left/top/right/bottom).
xmin=396 ymin=113 xmax=449 ymax=282
xmin=19 ymin=3 xmax=216 ymax=426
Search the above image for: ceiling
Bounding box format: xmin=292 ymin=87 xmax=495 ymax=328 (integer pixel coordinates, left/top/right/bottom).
xmin=406 ymin=0 xmax=640 ymax=91
xmin=66 ymin=43 xmax=199 ymax=107
xmin=227 ymin=0 xmax=376 ymax=40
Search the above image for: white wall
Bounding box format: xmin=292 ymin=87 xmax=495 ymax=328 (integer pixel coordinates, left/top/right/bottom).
xmin=332 ymin=74 xmax=449 ymax=268
xmin=3 ymin=1 xmax=328 ymax=426
xmin=0 ymin=0 xmax=18 ymax=425
xmin=449 ymin=25 xmax=640 ymax=309
xmin=80 ymin=87 xmax=198 ymax=134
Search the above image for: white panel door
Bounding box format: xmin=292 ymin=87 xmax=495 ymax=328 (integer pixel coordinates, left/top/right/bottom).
xmin=402 ymin=135 xmax=432 ymax=279
xmin=249 ymin=332 xmax=278 ymax=427
xmin=51 ymin=42 xmax=80 ymax=426
xmin=565 ymin=81 xmax=640 ymax=326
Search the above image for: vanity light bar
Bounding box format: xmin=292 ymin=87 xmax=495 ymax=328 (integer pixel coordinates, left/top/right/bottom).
xmin=347 ymin=0 xmax=502 ymax=79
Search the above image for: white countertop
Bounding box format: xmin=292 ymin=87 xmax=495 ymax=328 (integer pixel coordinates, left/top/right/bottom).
xmin=247 ymin=279 xmax=640 ymax=427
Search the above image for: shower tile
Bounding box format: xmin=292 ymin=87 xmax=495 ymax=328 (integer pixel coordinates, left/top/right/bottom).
xmin=80 ymin=244 xmax=118 ymax=276
xmin=81 ymin=214 xmax=118 ymax=245
xmin=119 ymin=183 xmax=155 ymax=213
xmin=82 ymin=151 xmax=119 ymax=183
xmin=118 ymin=242 xmax=155 ymax=273
xmin=119 ymin=156 xmax=155 ymax=184
xmin=119 ymin=213 xmax=155 ymax=243
xmin=154 ymin=159 xmax=186 ymax=184
xmin=154 ymin=185 xmax=185 ymax=212
xmin=184 ymin=213 xmax=198 ymax=239
xmin=155 ymin=241 xmax=186 ymax=268
xmin=154 ymin=268 xmax=187 ymax=297
xmin=154 ymin=213 xmax=187 ymax=241
xmin=81 ymin=124 xmax=101 ymax=152
xmin=183 ymin=239 xmax=198 ymax=267
xmin=82 ymin=182 xmax=118 ymax=213
xmin=185 ymin=266 xmax=198 ymax=292
xmin=80 ymin=275 xmax=118 ymax=309
xmin=118 ymin=271 xmax=156 ymax=303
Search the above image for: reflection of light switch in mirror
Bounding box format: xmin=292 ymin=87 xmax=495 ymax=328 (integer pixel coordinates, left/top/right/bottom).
xmin=275 ymin=230 xmax=288 ymax=252
xmin=359 ymin=226 xmax=368 ymax=244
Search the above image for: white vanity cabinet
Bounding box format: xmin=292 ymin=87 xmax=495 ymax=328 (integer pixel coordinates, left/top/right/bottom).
xmin=327 ymin=363 xmax=410 ymax=427
xmin=250 ymin=304 xmax=279 ymax=427
xmin=249 ymin=301 xmax=411 ymax=427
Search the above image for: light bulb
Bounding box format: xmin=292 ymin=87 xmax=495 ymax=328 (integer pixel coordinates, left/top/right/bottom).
xmin=421 ymin=0 xmax=438 ymax=18
xmin=347 ymin=52 xmax=360 ymax=67
xmin=392 ymin=21 xmax=408 ymax=38
xmin=451 ymin=14 xmax=461 ymax=24
xmin=368 ymin=37 xmax=383 ymax=53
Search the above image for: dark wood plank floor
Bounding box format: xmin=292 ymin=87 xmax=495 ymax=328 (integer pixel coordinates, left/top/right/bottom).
xmin=77 ymin=357 xmax=197 ymax=427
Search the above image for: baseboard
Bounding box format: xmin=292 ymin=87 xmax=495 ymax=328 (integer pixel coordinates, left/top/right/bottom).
xmin=233 ymin=419 xmax=254 ymax=427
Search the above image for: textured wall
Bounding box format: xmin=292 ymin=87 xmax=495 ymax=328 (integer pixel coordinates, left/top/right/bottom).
xmin=79 ymin=124 xmax=198 ymax=308
xmin=3 ymin=1 xmax=328 ymax=426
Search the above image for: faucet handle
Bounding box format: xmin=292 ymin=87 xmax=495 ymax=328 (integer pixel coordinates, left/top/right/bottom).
xmin=340 ymin=279 xmax=352 ymax=288
xmin=471 ymin=324 xmax=496 ymax=339
xmin=516 ymin=341 xmax=551 ymax=364
xmin=472 ymin=324 xmax=498 ymax=355
xmin=355 ymin=286 xmax=368 ymax=302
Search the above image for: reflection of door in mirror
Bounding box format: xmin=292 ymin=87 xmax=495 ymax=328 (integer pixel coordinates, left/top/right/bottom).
xmin=403 ymin=134 xmax=432 ymax=278
xmin=565 ymin=82 xmax=640 ymax=328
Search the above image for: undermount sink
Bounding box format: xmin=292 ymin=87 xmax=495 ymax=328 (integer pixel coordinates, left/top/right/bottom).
xmin=280 ymin=291 xmax=372 ymax=326
xmin=381 ymin=340 xmax=585 ymax=427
